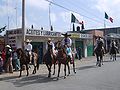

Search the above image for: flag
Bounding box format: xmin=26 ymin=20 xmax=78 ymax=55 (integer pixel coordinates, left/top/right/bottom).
xmin=105 ymin=12 xmax=113 ymax=23
xmin=80 ymin=21 xmax=84 ymax=30
xmin=71 ymin=13 xmax=80 ymax=24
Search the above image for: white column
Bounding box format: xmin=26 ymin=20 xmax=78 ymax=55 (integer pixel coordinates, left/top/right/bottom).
xmin=84 ymin=40 xmax=87 ymax=57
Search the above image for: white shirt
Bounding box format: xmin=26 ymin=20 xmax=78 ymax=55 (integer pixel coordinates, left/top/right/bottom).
xmin=25 ymin=43 xmax=32 ymax=51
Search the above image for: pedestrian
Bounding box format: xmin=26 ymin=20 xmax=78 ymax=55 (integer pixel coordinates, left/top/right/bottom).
xmin=0 ymin=51 xmax=3 ymax=74
xmin=77 ymin=47 xmax=82 ymax=60
xmin=5 ymin=45 xmax=13 ymax=73
xmin=12 ymin=49 xmax=20 ymax=71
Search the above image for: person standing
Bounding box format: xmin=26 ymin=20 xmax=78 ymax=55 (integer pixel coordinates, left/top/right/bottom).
xmin=5 ymin=45 xmax=13 ymax=73
xmin=0 ymin=51 xmax=3 ymax=74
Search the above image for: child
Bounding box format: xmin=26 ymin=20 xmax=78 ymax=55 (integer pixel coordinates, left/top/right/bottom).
xmin=0 ymin=52 xmax=3 ymax=74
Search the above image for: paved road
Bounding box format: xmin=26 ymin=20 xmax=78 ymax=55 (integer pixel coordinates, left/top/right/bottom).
xmin=0 ymin=54 xmax=120 ymax=90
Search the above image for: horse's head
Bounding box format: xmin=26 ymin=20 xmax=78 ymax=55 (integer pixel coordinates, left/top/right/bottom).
xmin=97 ymin=41 xmax=103 ymax=49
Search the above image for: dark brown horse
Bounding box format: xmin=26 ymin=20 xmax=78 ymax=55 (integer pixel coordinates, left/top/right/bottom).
xmin=42 ymin=48 xmax=56 ymax=77
xmin=16 ymin=48 xmax=39 ymax=77
xmin=94 ymin=41 xmax=104 ymax=67
xmin=109 ymin=43 xmax=118 ymax=61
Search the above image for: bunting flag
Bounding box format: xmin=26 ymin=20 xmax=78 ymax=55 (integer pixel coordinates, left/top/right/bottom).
xmin=105 ymin=12 xmax=113 ymax=23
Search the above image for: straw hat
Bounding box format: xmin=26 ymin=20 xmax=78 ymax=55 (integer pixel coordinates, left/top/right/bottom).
xmin=25 ymin=39 xmax=32 ymax=42
xmin=48 ymin=38 xmax=51 ymax=41
xmin=62 ymin=33 xmax=71 ymax=37
xmin=5 ymin=45 xmax=11 ymax=48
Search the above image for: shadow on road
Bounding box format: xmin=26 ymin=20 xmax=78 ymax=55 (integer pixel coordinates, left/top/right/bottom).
xmin=76 ymin=65 xmax=96 ymax=71
xmin=0 ymin=74 xmax=58 ymax=87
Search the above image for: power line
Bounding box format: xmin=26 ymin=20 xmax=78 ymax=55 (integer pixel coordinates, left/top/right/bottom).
xmin=45 ymin=0 xmax=104 ymax=26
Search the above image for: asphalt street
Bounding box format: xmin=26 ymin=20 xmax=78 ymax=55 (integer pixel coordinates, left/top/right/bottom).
xmin=0 ymin=54 xmax=120 ymax=90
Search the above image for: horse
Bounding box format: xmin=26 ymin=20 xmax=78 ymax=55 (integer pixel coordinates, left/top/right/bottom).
xmin=56 ymin=41 xmax=76 ymax=79
xmin=94 ymin=41 xmax=104 ymax=67
xmin=109 ymin=43 xmax=118 ymax=61
xmin=16 ymin=48 xmax=39 ymax=77
xmin=42 ymin=47 xmax=56 ymax=77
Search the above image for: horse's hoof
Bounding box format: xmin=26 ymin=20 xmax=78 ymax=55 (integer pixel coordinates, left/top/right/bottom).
xmin=74 ymin=71 xmax=76 ymax=74
xmin=57 ymin=77 xmax=59 ymax=80
xmin=19 ymin=75 xmax=21 ymax=78
xmin=48 ymin=74 xmax=51 ymax=78
xmin=98 ymin=64 xmax=101 ymax=67
xmin=64 ymin=76 xmax=66 ymax=79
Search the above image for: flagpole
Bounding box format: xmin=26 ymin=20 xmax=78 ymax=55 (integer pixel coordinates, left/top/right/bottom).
xmin=104 ymin=19 xmax=106 ymax=28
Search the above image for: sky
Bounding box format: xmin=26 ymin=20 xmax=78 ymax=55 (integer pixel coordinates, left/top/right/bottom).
xmin=0 ymin=0 xmax=120 ymax=35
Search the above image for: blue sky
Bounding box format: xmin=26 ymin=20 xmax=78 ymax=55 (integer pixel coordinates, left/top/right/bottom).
xmin=0 ymin=0 xmax=120 ymax=35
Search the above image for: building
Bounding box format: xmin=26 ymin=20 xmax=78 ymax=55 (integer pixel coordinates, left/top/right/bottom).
xmin=6 ymin=28 xmax=93 ymax=63
xmin=85 ymin=27 xmax=120 ymax=52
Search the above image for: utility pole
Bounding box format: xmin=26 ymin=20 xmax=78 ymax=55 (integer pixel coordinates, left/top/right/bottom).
xmin=49 ymin=2 xmax=52 ymax=31
xmin=22 ymin=0 xmax=25 ymax=49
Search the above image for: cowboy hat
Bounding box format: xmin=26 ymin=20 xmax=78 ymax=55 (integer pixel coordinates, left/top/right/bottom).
xmin=48 ymin=38 xmax=52 ymax=41
xmin=5 ymin=45 xmax=11 ymax=48
xmin=25 ymin=39 xmax=32 ymax=42
xmin=62 ymin=33 xmax=71 ymax=37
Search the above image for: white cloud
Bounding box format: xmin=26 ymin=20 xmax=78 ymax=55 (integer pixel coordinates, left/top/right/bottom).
xmin=60 ymin=11 xmax=70 ymax=23
xmin=0 ymin=5 xmax=15 ymax=17
xmin=95 ymin=0 xmax=120 ymax=14
xmin=26 ymin=0 xmax=50 ymax=10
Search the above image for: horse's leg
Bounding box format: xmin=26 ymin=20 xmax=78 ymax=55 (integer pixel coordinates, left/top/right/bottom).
xmin=32 ymin=65 xmax=36 ymax=74
xmin=96 ymin=55 xmax=99 ymax=66
xmin=64 ymin=63 xmax=67 ymax=79
xmin=57 ymin=63 xmax=61 ymax=79
xmin=101 ymin=54 xmax=103 ymax=65
xmin=46 ymin=64 xmax=51 ymax=77
xmin=115 ymin=53 xmax=116 ymax=60
xmin=53 ymin=63 xmax=56 ymax=75
xmin=26 ymin=64 xmax=29 ymax=76
xmin=48 ymin=64 xmax=52 ymax=78
xmin=19 ymin=64 xmax=22 ymax=77
xmin=72 ymin=56 xmax=76 ymax=74
xmin=99 ymin=56 xmax=102 ymax=67
xmin=67 ymin=63 xmax=70 ymax=76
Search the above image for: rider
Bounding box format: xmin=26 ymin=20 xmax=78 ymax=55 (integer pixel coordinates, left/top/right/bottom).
xmin=47 ymin=38 xmax=55 ymax=59
xmin=94 ymin=36 xmax=105 ymax=53
xmin=61 ymin=33 xmax=72 ymax=58
xmin=24 ymin=39 xmax=33 ymax=64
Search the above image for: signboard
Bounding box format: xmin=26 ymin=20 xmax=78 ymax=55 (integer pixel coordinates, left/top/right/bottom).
xmin=70 ymin=33 xmax=80 ymax=38
xmin=8 ymin=36 xmax=16 ymax=49
xmin=26 ymin=29 xmax=62 ymax=37
xmin=80 ymin=34 xmax=93 ymax=39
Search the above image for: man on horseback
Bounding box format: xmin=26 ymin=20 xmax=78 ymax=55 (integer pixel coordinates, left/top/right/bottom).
xmin=61 ymin=33 xmax=73 ymax=61
xmin=94 ymin=36 xmax=105 ymax=54
xmin=24 ymin=39 xmax=33 ymax=64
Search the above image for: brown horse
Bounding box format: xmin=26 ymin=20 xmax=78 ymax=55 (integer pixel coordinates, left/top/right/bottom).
xmin=16 ymin=48 xmax=39 ymax=77
xmin=56 ymin=41 xmax=76 ymax=79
